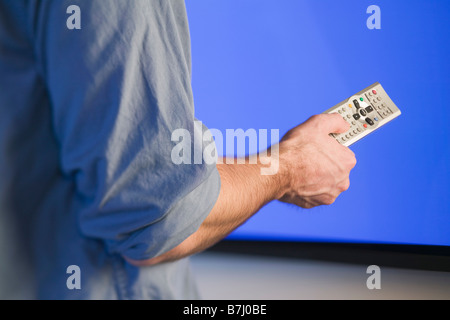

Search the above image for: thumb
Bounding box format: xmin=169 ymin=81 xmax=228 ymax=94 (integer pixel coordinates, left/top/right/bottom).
xmin=321 ymin=113 xmax=350 ymax=134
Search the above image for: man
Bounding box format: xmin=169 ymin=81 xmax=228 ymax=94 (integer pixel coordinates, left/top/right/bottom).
xmin=0 ymin=0 xmax=355 ymax=299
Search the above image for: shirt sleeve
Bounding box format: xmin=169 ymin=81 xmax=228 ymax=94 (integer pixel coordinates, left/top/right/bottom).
xmin=34 ymin=0 xmax=221 ymax=260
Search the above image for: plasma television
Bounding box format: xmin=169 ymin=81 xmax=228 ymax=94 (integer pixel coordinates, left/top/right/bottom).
xmin=186 ymin=0 xmax=450 ymax=271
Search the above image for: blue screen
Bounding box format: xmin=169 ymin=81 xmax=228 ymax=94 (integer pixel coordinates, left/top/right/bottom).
xmin=185 ymin=0 xmax=450 ymax=246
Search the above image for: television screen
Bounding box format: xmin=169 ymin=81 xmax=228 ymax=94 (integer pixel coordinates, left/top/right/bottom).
xmin=186 ymin=0 xmax=450 ymax=247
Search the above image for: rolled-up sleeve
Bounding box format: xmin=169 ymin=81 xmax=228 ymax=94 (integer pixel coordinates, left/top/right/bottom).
xmin=35 ymin=0 xmax=220 ymax=260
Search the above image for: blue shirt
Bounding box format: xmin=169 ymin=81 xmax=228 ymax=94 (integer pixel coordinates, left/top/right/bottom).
xmin=0 ymin=0 xmax=220 ymax=299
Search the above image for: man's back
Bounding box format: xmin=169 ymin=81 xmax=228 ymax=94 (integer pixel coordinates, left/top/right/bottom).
xmin=0 ymin=0 xmax=221 ymax=299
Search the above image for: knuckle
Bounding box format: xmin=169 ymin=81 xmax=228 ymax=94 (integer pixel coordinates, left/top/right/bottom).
xmin=323 ymin=195 xmax=336 ymax=205
xmin=308 ymin=114 xmax=323 ymax=125
xmin=303 ymin=203 xmax=315 ymax=209
xmin=338 ymin=179 xmax=350 ymax=192
xmin=350 ymin=155 xmax=357 ymax=167
xmin=345 ymin=150 xmax=357 ymax=168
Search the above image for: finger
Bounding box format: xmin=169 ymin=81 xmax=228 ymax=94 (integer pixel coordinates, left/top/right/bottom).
xmin=322 ymin=113 xmax=350 ymax=134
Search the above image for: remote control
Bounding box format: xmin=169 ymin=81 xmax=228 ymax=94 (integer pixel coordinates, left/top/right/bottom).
xmin=324 ymin=82 xmax=401 ymax=147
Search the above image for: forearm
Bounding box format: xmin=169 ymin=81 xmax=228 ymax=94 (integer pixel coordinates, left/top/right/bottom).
xmin=128 ymin=154 xmax=286 ymax=266
xmin=190 ymin=156 xmax=286 ymax=250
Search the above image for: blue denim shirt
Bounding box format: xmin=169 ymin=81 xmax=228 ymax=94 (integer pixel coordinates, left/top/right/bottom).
xmin=0 ymin=0 xmax=220 ymax=299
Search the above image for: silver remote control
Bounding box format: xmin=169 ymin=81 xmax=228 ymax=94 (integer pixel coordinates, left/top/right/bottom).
xmin=324 ymin=82 xmax=401 ymax=147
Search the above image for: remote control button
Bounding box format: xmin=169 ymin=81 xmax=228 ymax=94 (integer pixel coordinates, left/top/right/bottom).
xmin=365 ymin=106 xmax=374 ymax=113
xmin=360 ymin=97 xmax=364 ymax=101
xmin=360 ymin=109 xmax=367 ymax=117
xmin=348 ymin=104 xmax=352 ymax=108
xmin=357 ymin=128 xmax=362 ymax=132
xmin=372 ymin=90 xmax=377 ymax=95
xmin=353 ymin=114 xmax=361 ymax=120
xmin=351 ymin=121 xmax=356 ymax=125
xmin=353 ymin=130 xmax=358 ymax=134
xmin=347 ymin=114 xmax=351 ymax=119
xmin=377 ymin=97 xmax=381 ymax=101
xmin=353 ymin=99 xmax=360 ymax=109
xmin=366 ymin=118 xmax=375 ymax=126
xmin=374 ymin=117 xmax=379 ymax=121
xmin=363 ymin=124 xmax=368 ymax=128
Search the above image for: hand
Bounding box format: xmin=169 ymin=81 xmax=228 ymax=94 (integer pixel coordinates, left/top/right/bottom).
xmin=278 ymin=113 xmax=357 ymax=209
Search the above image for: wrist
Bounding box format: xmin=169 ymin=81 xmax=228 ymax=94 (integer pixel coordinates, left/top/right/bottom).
xmin=258 ymin=143 xmax=290 ymax=201
xmin=274 ymin=141 xmax=293 ymax=200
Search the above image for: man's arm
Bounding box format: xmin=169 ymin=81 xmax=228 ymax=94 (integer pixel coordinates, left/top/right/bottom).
xmin=128 ymin=155 xmax=284 ymax=266
xmin=127 ymin=113 xmax=357 ymax=266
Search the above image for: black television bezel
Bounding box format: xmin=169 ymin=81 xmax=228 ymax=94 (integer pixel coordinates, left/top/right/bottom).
xmin=209 ymin=239 xmax=450 ymax=272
